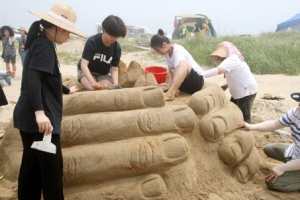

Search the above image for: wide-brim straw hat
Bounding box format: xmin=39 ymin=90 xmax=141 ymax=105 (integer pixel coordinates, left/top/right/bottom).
xmin=29 ymin=2 xmax=86 ymax=38
xmin=210 ymin=42 xmax=227 ymax=61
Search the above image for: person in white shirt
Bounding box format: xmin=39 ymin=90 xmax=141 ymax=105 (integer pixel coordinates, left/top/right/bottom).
xmin=236 ymin=92 xmax=300 ymax=192
xmin=150 ymin=29 xmax=204 ymax=101
xmin=204 ymin=41 xmax=258 ymax=123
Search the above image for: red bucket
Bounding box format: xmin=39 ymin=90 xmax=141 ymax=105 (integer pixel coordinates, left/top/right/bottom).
xmin=144 ymin=66 xmax=167 ymax=84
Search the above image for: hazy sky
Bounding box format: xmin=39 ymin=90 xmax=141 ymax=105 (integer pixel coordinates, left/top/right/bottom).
xmin=1 ymin=0 xmax=300 ymax=37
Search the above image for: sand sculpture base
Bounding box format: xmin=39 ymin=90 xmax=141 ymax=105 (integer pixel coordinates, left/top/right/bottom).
xmin=0 ymin=79 xmax=264 ymax=199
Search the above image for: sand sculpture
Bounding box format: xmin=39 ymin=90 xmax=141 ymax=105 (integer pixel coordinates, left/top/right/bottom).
xmin=0 ymin=61 xmax=261 ymax=199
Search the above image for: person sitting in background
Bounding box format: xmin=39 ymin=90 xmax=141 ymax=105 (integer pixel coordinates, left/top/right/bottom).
xmin=150 ymin=29 xmax=204 ymax=101
xmin=78 ymin=15 xmax=126 ymax=91
xmin=0 ymin=70 xmax=12 ymax=86
xmin=17 ymin=26 xmax=27 ymax=67
xmin=203 ymin=41 xmax=258 ymax=123
xmin=236 ymin=92 xmax=300 ymax=192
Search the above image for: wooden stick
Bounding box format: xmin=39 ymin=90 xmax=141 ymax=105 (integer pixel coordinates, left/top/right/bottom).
xmin=224 ymin=129 xmax=236 ymax=135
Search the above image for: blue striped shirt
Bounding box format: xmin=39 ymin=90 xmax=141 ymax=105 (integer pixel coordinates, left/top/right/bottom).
xmin=278 ymin=107 xmax=300 ymax=160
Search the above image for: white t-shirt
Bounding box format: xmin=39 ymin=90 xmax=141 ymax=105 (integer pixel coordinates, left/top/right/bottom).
xmin=165 ymin=44 xmax=203 ymax=76
xmin=220 ymin=55 xmax=258 ymax=99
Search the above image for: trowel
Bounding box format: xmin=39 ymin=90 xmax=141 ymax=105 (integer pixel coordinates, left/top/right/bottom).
xmin=31 ymin=127 xmax=56 ymax=154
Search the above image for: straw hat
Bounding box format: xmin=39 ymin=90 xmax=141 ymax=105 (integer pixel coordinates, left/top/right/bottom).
xmin=210 ymin=42 xmax=227 ymax=61
xmin=18 ymin=26 xmax=26 ymax=31
xmin=263 ymin=93 xmax=273 ymax=99
xmin=29 ymin=2 xmax=86 ymax=38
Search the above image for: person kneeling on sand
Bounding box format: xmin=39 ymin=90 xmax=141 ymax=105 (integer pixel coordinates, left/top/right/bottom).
xmin=77 ymin=15 xmax=126 ymax=91
xmin=150 ymin=29 xmax=204 ymax=101
xmin=0 ymin=70 xmax=12 ymax=86
xmin=204 ymin=41 xmax=258 ymax=123
xmin=236 ymin=92 xmax=300 ymax=192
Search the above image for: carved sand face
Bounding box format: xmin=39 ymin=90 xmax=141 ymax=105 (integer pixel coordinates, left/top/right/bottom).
xmin=0 ymin=78 xmax=260 ymax=199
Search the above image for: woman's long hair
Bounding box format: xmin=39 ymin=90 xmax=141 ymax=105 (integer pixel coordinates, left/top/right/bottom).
xmin=25 ymin=19 xmax=55 ymax=50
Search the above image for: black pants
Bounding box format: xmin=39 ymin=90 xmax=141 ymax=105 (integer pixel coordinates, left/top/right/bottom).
xmin=230 ymin=93 xmax=256 ymax=124
xmin=179 ymin=68 xmax=204 ymax=94
xmin=0 ymin=86 xmax=8 ymax=106
xmin=18 ymin=131 xmax=64 ymax=200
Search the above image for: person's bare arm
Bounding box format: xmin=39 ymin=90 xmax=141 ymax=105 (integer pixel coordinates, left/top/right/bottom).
xmin=167 ymin=66 xmax=173 ymax=89
xmin=81 ymin=59 xmax=95 ymax=84
xmin=68 ymin=86 xmax=78 ymax=94
xmin=111 ymin=66 xmax=118 ymax=85
xmin=35 ymin=110 xmax=52 ymax=135
xmin=81 ymin=58 xmax=102 ymax=90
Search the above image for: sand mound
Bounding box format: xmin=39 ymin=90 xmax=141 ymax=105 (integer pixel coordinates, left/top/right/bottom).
xmin=0 ymin=82 xmax=280 ymax=199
